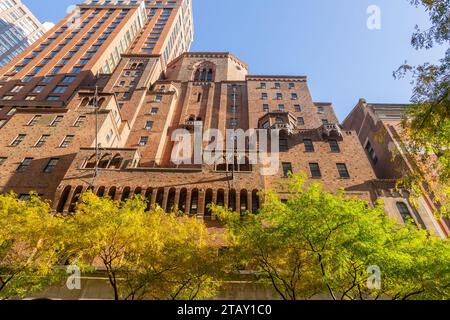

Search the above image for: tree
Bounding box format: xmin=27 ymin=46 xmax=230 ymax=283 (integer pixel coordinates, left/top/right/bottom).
xmin=394 ymin=0 xmax=449 ymax=216
xmin=0 ymin=193 xmax=65 ymax=300
xmin=213 ymin=174 xmax=450 ymax=300
xmin=64 ymin=192 xmax=223 ymax=300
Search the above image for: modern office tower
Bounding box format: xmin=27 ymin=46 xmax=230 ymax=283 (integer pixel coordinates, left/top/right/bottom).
xmin=0 ymin=0 xmax=47 ymax=68
xmin=0 ymin=0 xmax=447 ymax=242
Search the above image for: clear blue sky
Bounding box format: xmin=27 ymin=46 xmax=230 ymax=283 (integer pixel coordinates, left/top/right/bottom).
xmin=23 ymin=0 xmax=446 ymax=121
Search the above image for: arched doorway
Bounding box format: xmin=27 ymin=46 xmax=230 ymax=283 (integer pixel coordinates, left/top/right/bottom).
xmin=69 ymin=186 xmax=84 ymax=213
xmin=228 ymin=189 xmax=236 ymax=212
xmin=190 ymin=189 xmax=199 ymax=215
xmin=179 ymin=188 xmax=187 ymax=212
xmin=156 ymin=188 xmax=164 ymax=208
xmin=166 ymin=188 xmax=176 ymax=212
xmin=57 ymin=186 xmax=71 ymax=213
xmin=204 ymin=189 xmax=213 ymax=216
xmin=240 ymin=190 xmax=248 ymax=215
xmin=121 ymin=187 xmax=131 ymax=202
xmin=217 ymin=189 xmax=225 ymax=207
xmin=252 ymin=190 xmax=260 ymax=213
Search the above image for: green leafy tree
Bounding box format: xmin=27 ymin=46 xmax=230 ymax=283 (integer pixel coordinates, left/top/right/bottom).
xmin=213 ymin=174 xmax=450 ymax=300
xmin=64 ymin=192 xmax=223 ymax=300
xmin=0 ymin=193 xmax=65 ymax=300
xmin=394 ymin=0 xmax=450 ymax=216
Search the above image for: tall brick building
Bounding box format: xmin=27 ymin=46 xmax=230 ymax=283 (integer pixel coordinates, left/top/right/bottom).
xmin=0 ymin=0 xmax=446 ymax=238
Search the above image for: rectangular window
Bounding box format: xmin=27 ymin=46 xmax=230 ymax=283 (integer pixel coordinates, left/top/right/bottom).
xmin=52 ymin=86 xmax=68 ymax=94
xmin=260 ymin=83 xmax=266 ymax=89
xmin=263 ymin=104 xmax=269 ymax=113
xmin=62 ymin=76 xmax=76 ymax=83
xmin=317 ymin=106 xmax=325 ymax=113
xmin=11 ymin=85 xmax=24 ymax=93
xmin=139 ymin=136 xmax=149 ymax=146
xmin=16 ymin=158 xmax=33 ymax=172
xmin=50 ymin=116 xmax=64 ymax=127
xmin=322 ymin=119 xmax=329 ymax=125
xmin=276 ymin=93 xmax=283 ymax=100
xmin=145 ymin=121 xmax=154 ymax=130
xmin=329 ymin=139 xmax=340 ymax=152
xmin=297 ymin=117 xmax=305 ymax=125
xmin=365 ymin=140 xmax=378 ymax=164
xmin=294 ymin=105 xmax=301 ymax=112
xmin=155 ymin=95 xmax=162 ymax=102
xmin=35 ymin=135 xmax=50 ymax=147
xmin=60 ymin=135 xmax=74 ymax=148
xmin=230 ymin=119 xmax=238 ymax=126
xmin=0 ymin=157 xmax=7 ymax=166
xmin=27 ymin=115 xmax=42 ymax=126
xmin=309 ymin=163 xmax=322 ymax=178
xmin=280 ymin=139 xmax=288 ymax=151
xmin=274 ymin=82 xmax=281 ymax=89
xmin=337 ymin=163 xmax=350 ymax=179
xmin=10 ymin=134 xmax=26 ymax=147
xmin=73 ymin=116 xmax=86 ymax=127
xmin=278 ymin=104 xmax=285 ymax=111
xmin=150 ymin=108 xmax=159 ymax=115
xmin=304 ymin=139 xmax=315 ymax=152
xmin=43 ymin=158 xmax=59 ymax=173
xmin=291 ymin=93 xmax=298 ymax=100
xmin=289 ymin=83 xmax=295 ymax=89
xmin=282 ymin=162 xmax=293 ymax=177
xmin=261 ymin=93 xmax=267 ymax=100
xmin=32 ymin=85 xmax=45 ymax=93
xmin=42 ymin=76 xmax=54 ymax=83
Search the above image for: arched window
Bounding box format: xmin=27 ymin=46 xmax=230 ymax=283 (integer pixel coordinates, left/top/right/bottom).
xmin=108 ymin=187 xmax=117 ymax=200
xmin=80 ymin=97 xmax=90 ymax=107
xmin=179 ymin=188 xmax=187 ymax=212
xmin=57 ymin=186 xmax=71 ymax=213
xmin=145 ymin=188 xmax=153 ymax=210
xmin=69 ymin=186 xmax=84 ymax=213
xmin=96 ymin=186 xmax=106 ymax=197
xmin=190 ymin=189 xmax=199 ymax=214
xmin=240 ymin=190 xmax=248 ymax=215
xmin=204 ymin=189 xmax=213 ymax=216
xmin=252 ymin=190 xmax=260 ymax=213
xmin=156 ymin=188 xmax=164 ymax=207
xmin=98 ymin=154 xmax=112 ymax=169
xmin=84 ymin=155 xmax=97 ymax=169
xmin=217 ymin=189 xmax=225 ymax=207
xmin=194 ymin=69 xmax=201 ymax=81
xmin=166 ymin=188 xmax=176 ymax=212
xmin=396 ymin=202 xmax=415 ymax=224
xmin=228 ymin=189 xmax=236 ymax=212
xmin=121 ymin=187 xmax=131 ymax=201
xmin=201 ymin=68 xmax=207 ymax=81
xmin=109 ymin=154 xmax=123 ymax=169
xmin=207 ymin=69 xmax=213 ymax=81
